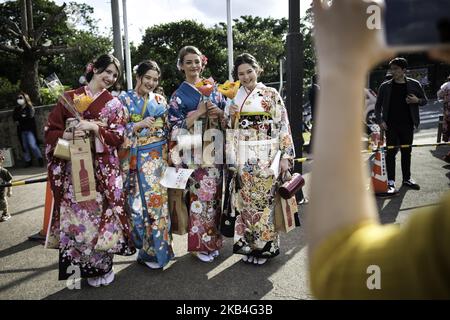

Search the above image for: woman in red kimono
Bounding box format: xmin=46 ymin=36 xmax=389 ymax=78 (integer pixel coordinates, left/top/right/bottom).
xmin=44 ymin=54 xmax=135 ymax=287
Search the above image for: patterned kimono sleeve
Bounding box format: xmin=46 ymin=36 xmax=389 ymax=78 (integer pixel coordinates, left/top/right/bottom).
xmin=211 ymin=90 xmax=227 ymax=129
xmin=44 ymin=101 xmax=71 ymax=200
xmin=157 ymin=96 xmax=171 ymax=140
xmin=212 ymin=90 xmax=227 ymax=110
xmin=118 ymin=93 xmax=135 ymax=148
xmin=223 ymin=99 xmax=233 ymax=129
xmin=274 ymin=91 xmax=295 ymax=163
xmin=97 ymin=98 xmax=127 ymax=148
xmin=168 ymin=91 xmax=188 ymax=133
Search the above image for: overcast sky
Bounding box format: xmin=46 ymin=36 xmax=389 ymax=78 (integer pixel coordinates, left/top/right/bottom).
xmin=52 ymin=0 xmax=311 ymax=44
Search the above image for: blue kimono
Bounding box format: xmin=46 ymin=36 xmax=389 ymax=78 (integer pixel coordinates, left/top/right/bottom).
xmin=119 ymin=90 xmax=174 ymax=268
xmin=168 ymin=81 xmax=226 ymax=253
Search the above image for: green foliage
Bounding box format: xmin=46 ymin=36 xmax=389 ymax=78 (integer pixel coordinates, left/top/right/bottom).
xmin=0 ymin=0 xmax=111 ymax=105
xmin=42 ymin=31 xmax=113 ymax=88
xmin=0 ymin=77 xmax=20 ymax=109
xmin=135 ymin=12 xmax=316 ymax=98
xmin=134 ymin=20 xmax=227 ymax=97
xmin=1 ymin=1 xmax=317 ymax=105
xmin=39 ymin=85 xmax=70 ymax=106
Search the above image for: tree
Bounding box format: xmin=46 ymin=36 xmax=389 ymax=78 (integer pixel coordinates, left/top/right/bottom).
xmin=134 ymin=11 xmax=316 ymax=98
xmin=134 ymin=20 xmax=227 ymax=97
xmin=217 ymin=16 xmax=289 ymax=84
xmin=301 ymin=6 xmax=316 ymax=93
xmin=0 ymin=1 xmax=94 ymax=104
xmin=0 ymin=1 xmax=112 ymax=106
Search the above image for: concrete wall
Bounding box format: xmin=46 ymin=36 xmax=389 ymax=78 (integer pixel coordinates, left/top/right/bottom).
xmin=0 ymin=105 xmax=54 ymax=166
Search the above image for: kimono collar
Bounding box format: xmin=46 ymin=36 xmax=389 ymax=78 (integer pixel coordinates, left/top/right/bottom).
xmin=183 ymin=81 xmax=201 ymax=94
xmin=240 ymin=82 xmax=266 ymax=96
xmin=84 ymin=86 xmax=107 ymax=100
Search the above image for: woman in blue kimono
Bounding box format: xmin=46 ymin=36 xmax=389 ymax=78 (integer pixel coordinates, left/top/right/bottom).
xmin=168 ymin=46 xmax=226 ymax=263
xmin=119 ymin=60 xmax=174 ymax=269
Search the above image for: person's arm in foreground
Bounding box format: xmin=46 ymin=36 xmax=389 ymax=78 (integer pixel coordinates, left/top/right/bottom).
xmin=308 ymin=0 xmax=450 ymax=299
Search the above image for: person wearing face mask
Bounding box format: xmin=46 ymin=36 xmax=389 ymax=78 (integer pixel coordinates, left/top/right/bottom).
xmin=225 ymin=53 xmax=295 ymax=266
xmin=168 ymin=46 xmax=226 ymax=263
xmin=118 ymin=60 xmax=174 ymax=270
xmin=13 ymin=92 xmax=44 ymax=167
xmin=44 ymin=54 xmax=136 ymax=288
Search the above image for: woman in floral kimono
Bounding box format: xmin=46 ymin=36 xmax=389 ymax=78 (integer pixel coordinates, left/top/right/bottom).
xmin=438 ymin=75 xmax=450 ymax=163
xmin=45 ymin=54 xmax=135 ymax=287
xmin=168 ymin=46 xmax=226 ymax=263
xmin=226 ymin=53 xmax=295 ymax=265
xmin=118 ymin=60 xmax=174 ymax=269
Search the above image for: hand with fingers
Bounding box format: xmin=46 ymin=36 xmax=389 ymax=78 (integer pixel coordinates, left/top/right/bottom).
xmin=207 ymin=102 xmax=224 ymax=119
xmin=134 ymin=117 xmax=155 ymax=132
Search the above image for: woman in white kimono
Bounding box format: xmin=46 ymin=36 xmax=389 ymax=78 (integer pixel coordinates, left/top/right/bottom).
xmin=226 ymin=53 xmax=295 ymax=265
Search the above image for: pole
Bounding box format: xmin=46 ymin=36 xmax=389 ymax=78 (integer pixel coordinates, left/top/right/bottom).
xmin=279 ymin=58 xmax=284 ymax=94
xmin=122 ymin=0 xmax=133 ymax=90
xmin=226 ymin=0 xmax=234 ymax=81
xmin=111 ymin=0 xmax=124 ymax=73
xmin=21 ymin=0 xmax=28 ymax=37
xmin=286 ymin=0 xmax=304 ymax=202
xmin=26 ymin=0 xmax=33 ymax=35
xmin=286 ymin=0 xmax=303 ymax=173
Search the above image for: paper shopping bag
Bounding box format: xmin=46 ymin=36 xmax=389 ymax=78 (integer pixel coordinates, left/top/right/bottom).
xmin=70 ymin=138 xmax=97 ymax=203
xmin=274 ymin=193 xmax=297 ymax=233
xmin=168 ymin=188 xmax=189 ymax=235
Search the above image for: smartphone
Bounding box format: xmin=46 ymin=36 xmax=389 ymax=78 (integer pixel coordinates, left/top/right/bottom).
xmin=384 ymin=0 xmax=450 ymax=51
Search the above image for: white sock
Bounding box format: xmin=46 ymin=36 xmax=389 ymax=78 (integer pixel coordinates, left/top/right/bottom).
xmin=145 ymin=261 xmax=162 ymax=269
xmin=101 ymin=269 xmax=115 ymax=286
xmin=87 ymin=276 xmax=102 ymax=288
xmin=257 ymin=258 xmax=268 ymax=265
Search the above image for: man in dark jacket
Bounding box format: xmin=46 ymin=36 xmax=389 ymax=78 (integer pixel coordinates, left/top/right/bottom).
xmin=375 ymin=58 xmax=428 ymax=192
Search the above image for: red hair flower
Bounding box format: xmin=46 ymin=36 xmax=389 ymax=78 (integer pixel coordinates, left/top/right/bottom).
xmin=201 ymin=55 xmax=208 ymax=67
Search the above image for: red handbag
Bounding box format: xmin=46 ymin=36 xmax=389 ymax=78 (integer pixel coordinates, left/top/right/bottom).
xmin=278 ymin=172 xmax=305 ymax=199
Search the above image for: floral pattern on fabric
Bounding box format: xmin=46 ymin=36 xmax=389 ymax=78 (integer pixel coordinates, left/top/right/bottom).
xmin=438 ymin=82 xmax=450 ymax=142
xmin=225 ymin=83 xmax=295 ymax=258
xmin=168 ymin=82 xmax=226 ymax=253
xmin=44 ymin=86 xmax=135 ymax=280
xmin=118 ymin=91 xmax=174 ymax=267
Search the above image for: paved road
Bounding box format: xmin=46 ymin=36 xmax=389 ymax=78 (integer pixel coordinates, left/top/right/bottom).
xmin=0 ymin=119 xmax=448 ymax=300
xmin=419 ymin=100 xmax=444 ymax=130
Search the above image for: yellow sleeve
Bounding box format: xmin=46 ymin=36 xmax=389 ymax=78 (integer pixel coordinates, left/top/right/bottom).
xmin=310 ymin=193 xmax=450 ymax=299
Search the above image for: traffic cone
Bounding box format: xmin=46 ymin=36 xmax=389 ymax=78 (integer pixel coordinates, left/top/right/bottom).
xmin=28 ymin=181 xmax=53 ymax=242
xmin=371 ymin=148 xmax=398 ymax=197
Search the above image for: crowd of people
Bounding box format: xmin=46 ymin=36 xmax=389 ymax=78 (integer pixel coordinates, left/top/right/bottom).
xmin=40 ymin=46 xmax=295 ymax=287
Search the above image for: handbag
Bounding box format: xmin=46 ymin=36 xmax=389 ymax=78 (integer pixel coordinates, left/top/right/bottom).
xmin=220 ymin=171 xmax=237 ymax=237
xmin=278 ymin=172 xmax=305 ymax=199
xmin=168 ymin=188 xmax=189 ymax=235
xmin=54 ymin=136 xmax=71 ymax=160
xmin=53 ymin=119 xmax=80 ymax=160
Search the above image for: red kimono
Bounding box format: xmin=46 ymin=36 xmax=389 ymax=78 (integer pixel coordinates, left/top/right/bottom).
xmin=44 ymin=86 xmax=135 ymax=280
